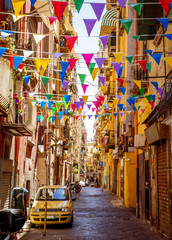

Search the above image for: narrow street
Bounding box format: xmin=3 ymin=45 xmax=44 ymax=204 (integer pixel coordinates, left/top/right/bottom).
xmin=21 ymin=187 xmax=161 ymax=240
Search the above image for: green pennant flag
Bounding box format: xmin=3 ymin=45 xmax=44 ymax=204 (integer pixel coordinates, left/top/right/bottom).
xmin=70 ymin=111 xmax=74 ymax=117
xmin=55 ymin=101 xmax=62 ymax=111
xmin=48 ymin=116 xmax=51 ymax=122
xmin=46 ymin=94 xmax=53 ymax=100
xmin=138 ymin=105 xmax=141 ymax=111
xmin=31 ymin=100 xmax=37 ymax=106
xmin=107 ymin=113 xmax=111 ymax=118
xmin=52 ymin=107 xmax=56 ymax=115
xmin=125 ymin=55 xmax=134 ymax=64
xmin=88 ymin=62 xmax=96 ymax=75
xmin=78 ymin=74 xmax=86 ymax=85
xmin=132 ymin=95 xmax=139 ymax=101
xmin=42 ymin=76 xmax=50 ymax=86
xmin=145 ymin=95 xmax=152 ymax=103
xmin=62 ymin=97 xmax=67 ymax=106
xmin=132 ymin=35 xmax=140 ymax=41
xmin=139 ymin=88 xmax=145 ymax=96
xmin=128 ymin=3 xmax=143 ymax=16
xmin=74 ymin=0 xmax=84 ymax=13
xmin=146 ymin=62 xmax=152 ymax=73
xmin=119 ymin=19 xmax=133 ymax=34
xmin=40 ymin=115 xmax=44 ymax=123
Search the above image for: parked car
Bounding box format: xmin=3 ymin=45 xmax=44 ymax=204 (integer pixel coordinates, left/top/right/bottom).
xmin=30 ymin=185 xmax=76 ymax=227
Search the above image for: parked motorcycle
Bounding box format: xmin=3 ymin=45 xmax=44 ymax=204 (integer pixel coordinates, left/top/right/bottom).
xmin=71 ymin=182 xmax=82 ymax=193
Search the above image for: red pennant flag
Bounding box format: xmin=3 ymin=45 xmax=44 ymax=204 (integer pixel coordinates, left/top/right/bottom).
xmin=137 ymin=60 xmax=147 ymax=72
xmin=48 ymin=16 xmax=57 ymax=24
xmin=75 ymin=116 xmax=79 ymax=120
xmin=67 ymin=58 xmax=77 ymax=70
xmin=52 ymin=1 xmax=68 ymax=22
xmin=9 ymin=54 xmax=14 ymax=68
xmin=158 ymin=0 xmax=170 ymax=14
xmin=71 ymin=104 xmax=76 ymax=112
xmin=18 ymin=63 xmax=24 ymax=70
xmin=116 ymin=78 xmax=124 ymax=86
xmin=65 ymin=36 xmax=78 ymax=52
xmin=150 ymin=100 xmax=154 ymax=109
xmin=82 ymin=84 xmax=89 ymax=94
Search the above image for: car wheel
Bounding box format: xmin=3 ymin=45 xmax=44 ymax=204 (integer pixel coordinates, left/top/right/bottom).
xmin=67 ymin=215 xmax=73 ymax=228
xmin=31 ymin=222 xmax=36 ymax=228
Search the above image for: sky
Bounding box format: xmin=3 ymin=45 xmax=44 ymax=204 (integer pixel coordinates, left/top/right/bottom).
xmin=73 ymin=0 xmax=106 ymax=141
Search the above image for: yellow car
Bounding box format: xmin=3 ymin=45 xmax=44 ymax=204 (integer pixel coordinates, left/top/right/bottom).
xmin=30 ymin=185 xmax=75 ymax=227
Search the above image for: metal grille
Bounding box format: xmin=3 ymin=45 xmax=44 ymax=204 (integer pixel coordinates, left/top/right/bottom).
xmin=39 ymin=208 xmax=62 ymax=212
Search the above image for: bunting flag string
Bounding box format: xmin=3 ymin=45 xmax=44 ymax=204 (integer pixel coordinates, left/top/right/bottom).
xmin=52 ymin=1 xmax=68 ymax=22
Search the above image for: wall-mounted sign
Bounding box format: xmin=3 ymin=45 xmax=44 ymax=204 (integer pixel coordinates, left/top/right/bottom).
xmin=99 ymin=162 xmax=103 ymax=167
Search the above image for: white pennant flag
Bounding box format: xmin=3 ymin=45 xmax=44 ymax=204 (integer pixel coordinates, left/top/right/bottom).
xmin=12 ymin=14 xmax=25 ymax=22
xmin=33 ymin=34 xmax=46 ymax=44
xmin=23 ymin=50 xmax=34 ymax=60
xmin=28 ymin=92 xmax=35 ymax=98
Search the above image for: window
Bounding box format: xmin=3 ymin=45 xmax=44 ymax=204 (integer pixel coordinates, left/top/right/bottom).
xmin=36 ymin=188 xmax=69 ymax=201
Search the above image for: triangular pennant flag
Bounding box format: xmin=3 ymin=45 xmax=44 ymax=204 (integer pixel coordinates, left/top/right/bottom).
xmin=12 ymin=14 xmax=25 ymax=22
xmin=64 ymin=95 xmax=71 ymax=104
xmin=83 ymin=115 xmax=86 ymax=120
xmin=35 ymin=58 xmax=51 ymax=76
xmin=150 ymin=53 xmax=162 ymax=65
xmin=158 ymin=88 xmax=163 ymax=95
xmin=107 ymin=113 xmax=111 ymax=118
xmin=60 ymin=61 xmax=69 ymax=72
xmin=117 ymin=95 xmax=122 ymax=100
xmin=78 ymin=74 xmax=86 ymax=85
xmin=128 ymin=3 xmax=143 ymax=16
xmin=146 ymin=62 xmax=152 ymax=72
xmin=117 ymin=0 xmax=127 ymax=8
xmin=23 ymin=50 xmax=33 ymax=60
xmin=65 ymin=108 xmax=69 ymax=116
xmin=118 ymin=66 xmax=124 ymax=78
xmin=13 ymin=56 xmax=24 ymax=70
xmin=163 ymin=34 xmax=172 ymax=41
xmin=58 ymin=112 xmax=63 ymax=120
xmin=67 ymin=58 xmax=77 ymax=70
xmin=127 ymin=111 xmax=131 ymax=114
xmin=151 ymin=95 xmax=156 ymax=102
xmin=113 ymin=52 xmax=123 ymax=63
xmin=52 ymin=1 xmax=68 ymax=21
xmin=29 ymin=92 xmax=35 ymax=99
xmin=139 ymin=88 xmax=145 ymax=96
xmin=0 ymin=47 xmax=7 ymax=57
xmin=48 ymin=16 xmax=57 ymax=24
xmin=137 ymin=60 xmax=147 ymax=72
xmin=23 ymin=75 xmax=31 ymax=85
xmin=87 ymin=104 xmax=92 ymax=110
xmin=82 ymin=84 xmax=89 ymax=94
xmin=95 ymin=58 xmax=106 ymax=69
xmin=65 ymin=36 xmax=78 ymax=52
xmin=82 ymin=54 xmax=94 ymax=68
xmin=156 ymin=18 xmax=169 ymax=30
xmin=163 ymin=57 xmax=172 ymax=68
xmin=113 ymin=98 xmax=119 ymax=107
xmin=30 ymin=0 xmax=36 ymax=7
xmin=140 ymin=109 xmax=145 ymax=113
xmin=41 ymin=101 xmax=46 ymax=109
xmin=88 ymin=62 xmax=96 ymax=74
xmin=151 ymin=81 xmax=159 ymax=90
xmin=70 ymin=111 xmax=74 ymax=117
xmin=40 ymin=116 xmax=44 ymax=123
xmin=51 ymin=116 xmax=56 ymax=123
xmin=132 ymin=35 xmax=140 ymax=41
xmin=119 ymin=87 xmax=126 ymax=95
xmin=90 ymin=3 xmax=105 ymax=21
xmin=71 ymin=104 xmax=76 ymax=112
xmin=33 ymin=34 xmax=45 ymax=44
xmin=92 ymin=108 xmax=96 ymax=113
xmin=74 ymin=0 xmax=84 ymax=13
xmin=114 ymin=113 xmax=118 ymax=118
xmin=59 ymin=71 xmax=66 ymax=82
xmin=78 ymin=108 xmax=82 ymax=114
xmin=95 ymin=115 xmax=98 ymax=119
xmin=42 ymin=76 xmax=50 ymax=86
xmin=112 ymin=62 xmax=121 ymax=75
xmin=101 ymin=86 xmax=107 ymax=94
xmin=92 ymin=68 xmax=99 ymax=81
xmin=37 ymin=115 xmax=41 ymax=122
xmin=99 ymin=36 xmax=109 ymax=48
xmin=158 ymin=0 xmax=171 ymax=14
xmin=119 ymin=19 xmax=133 ymax=34
xmin=52 ymin=107 xmax=56 ymax=115
xmin=75 ymin=116 xmax=80 ymax=120
xmin=145 ymin=49 xmax=153 ymax=55
xmin=63 ymin=116 xmax=68 ymax=123
xmin=145 ymin=95 xmax=152 ymax=103
xmin=120 ymin=112 xmax=124 ymax=117
xmin=83 ymin=19 xmax=97 ymax=36
xmin=74 ymin=102 xmax=81 ymax=111
xmin=98 ymin=76 xmax=105 ymax=86
xmin=46 ymin=94 xmax=53 ymax=100
xmin=134 ymin=80 xmax=141 ymax=89
xmin=116 ymin=78 xmax=124 ymax=86
xmin=48 ymin=101 xmax=53 ymax=109
xmin=62 ymin=81 xmax=69 ymax=90
xmin=11 ymin=0 xmax=26 ymax=16
xmin=125 ymin=55 xmax=134 ymax=64
xmin=53 ymin=53 xmax=64 ymax=59
xmin=1 ymin=30 xmax=14 ymax=39
xmin=82 ymin=96 xmax=88 ymax=104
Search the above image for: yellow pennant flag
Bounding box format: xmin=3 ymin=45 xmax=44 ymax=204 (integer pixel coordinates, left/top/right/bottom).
xmin=163 ymin=57 xmax=172 ymax=68
xmin=101 ymin=86 xmax=107 ymax=94
xmin=35 ymin=58 xmax=51 ymax=76
xmin=11 ymin=0 xmax=26 ymax=16
xmin=135 ymin=103 xmax=139 ymax=110
xmin=113 ymin=98 xmax=119 ymax=107
xmin=134 ymin=80 xmax=141 ymax=89
xmin=18 ymin=97 xmax=23 ymax=102
xmin=63 ymin=116 xmax=68 ymax=123
xmin=127 ymin=111 xmax=131 ymax=114
xmin=83 ymin=115 xmax=86 ymax=120
xmin=113 ymin=52 xmax=123 ymax=63
xmin=78 ymin=107 xmax=82 ymax=115
xmin=65 ymin=103 xmax=69 ymax=110
xmin=82 ymin=96 xmax=88 ymax=104
xmin=28 ymin=97 xmax=32 ymax=104
xmin=91 ymin=68 xmax=99 ymax=81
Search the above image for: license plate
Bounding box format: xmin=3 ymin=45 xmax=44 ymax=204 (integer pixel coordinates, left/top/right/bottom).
xmin=47 ymin=216 xmax=55 ymax=219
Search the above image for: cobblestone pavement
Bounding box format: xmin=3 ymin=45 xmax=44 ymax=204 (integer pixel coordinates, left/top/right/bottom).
xmin=20 ymin=187 xmax=162 ymax=240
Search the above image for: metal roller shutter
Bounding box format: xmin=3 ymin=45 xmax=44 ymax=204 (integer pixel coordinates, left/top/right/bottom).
xmin=1 ymin=172 xmax=11 ymax=209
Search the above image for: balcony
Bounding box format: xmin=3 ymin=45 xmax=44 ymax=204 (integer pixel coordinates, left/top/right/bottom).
xmin=103 ymin=130 xmax=115 ymax=149
xmin=2 ymin=100 xmax=37 ymax=136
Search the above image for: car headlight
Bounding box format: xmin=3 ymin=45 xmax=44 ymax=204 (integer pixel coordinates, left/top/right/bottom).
xmin=61 ymin=207 xmax=70 ymax=212
xmin=32 ymin=207 xmax=40 ymax=213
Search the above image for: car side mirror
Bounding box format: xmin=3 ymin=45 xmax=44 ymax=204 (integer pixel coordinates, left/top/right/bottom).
xmin=72 ymin=198 xmax=76 ymax=202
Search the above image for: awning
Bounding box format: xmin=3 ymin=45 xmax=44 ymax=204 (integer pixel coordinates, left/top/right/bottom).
xmin=100 ymin=8 xmax=117 ymax=36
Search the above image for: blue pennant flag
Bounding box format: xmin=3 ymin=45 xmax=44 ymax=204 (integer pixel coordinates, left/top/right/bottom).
xmin=123 ymin=107 xmax=126 ymax=111
xmin=151 ymin=81 xmax=159 ymax=90
xmin=127 ymin=97 xmax=135 ymax=106
xmin=150 ymin=53 xmax=162 ymax=65
xmin=156 ymin=18 xmax=169 ymax=30
xmin=23 ymin=75 xmax=31 ymax=85
xmin=64 ymin=95 xmax=71 ymax=104
xmin=95 ymin=114 xmax=98 ymax=119
xmin=60 ymin=61 xmax=69 ymax=72
xmin=13 ymin=56 xmax=24 ymax=70
xmin=58 ymin=112 xmax=63 ymax=120
xmin=65 ymin=108 xmax=69 ymax=115
xmin=59 ymin=71 xmax=66 ymax=83
xmin=119 ymin=87 xmax=126 ymax=95
xmin=118 ymin=66 xmax=124 ymax=78
xmin=41 ymin=101 xmax=46 ymax=109
xmin=118 ymin=104 xmax=124 ymax=111
xmin=0 ymin=47 xmax=7 ymax=57
xmin=132 ymin=105 xmax=136 ymax=112
xmin=145 ymin=49 xmax=153 ymax=55
xmin=151 ymin=94 xmax=156 ymax=102
xmin=48 ymin=101 xmax=53 ymax=109
xmin=163 ymin=34 xmax=172 ymax=41
xmin=114 ymin=113 xmax=118 ymax=118
xmin=30 ymin=0 xmax=37 ymax=7
xmin=51 ymin=116 xmax=56 ymax=123
xmin=37 ymin=115 xmax=41 ymax=122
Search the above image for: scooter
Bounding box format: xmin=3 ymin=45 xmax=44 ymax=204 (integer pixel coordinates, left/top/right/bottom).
xmin=71 ymin=182 xmax=82 ymax=193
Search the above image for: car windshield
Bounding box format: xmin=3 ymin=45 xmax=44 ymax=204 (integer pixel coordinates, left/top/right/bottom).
xmin=36 ymin=188 xmax=69 ymax=201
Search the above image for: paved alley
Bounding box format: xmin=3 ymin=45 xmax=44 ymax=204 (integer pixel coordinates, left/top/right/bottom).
xmin=21 ymin=187 xmax=161 ymax=240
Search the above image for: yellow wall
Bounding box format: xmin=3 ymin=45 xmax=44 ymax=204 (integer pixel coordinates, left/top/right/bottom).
xmin=124 ymin=152 xmax=136 ymax=208
xmin=116 ymin=160 xmax=121 ymax=198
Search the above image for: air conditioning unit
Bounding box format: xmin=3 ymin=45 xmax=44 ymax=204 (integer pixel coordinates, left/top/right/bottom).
xmin=134 ymin=134 xmax=145 ymax=148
